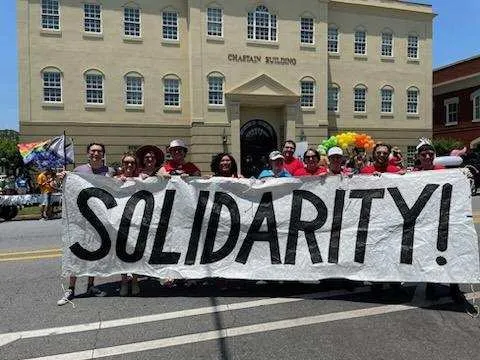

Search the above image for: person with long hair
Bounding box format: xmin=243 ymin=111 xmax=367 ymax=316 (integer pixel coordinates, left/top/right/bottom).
xmin=211 ymin=153 xmax=239 ymax=177
xmin=136 ymin=145 xmax=164 ymax=178
xmin=115 ymin=152 xmax=141 ymax=296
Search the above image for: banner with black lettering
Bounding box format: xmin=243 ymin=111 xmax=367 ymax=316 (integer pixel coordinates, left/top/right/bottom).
xmin=62 ymin=171 xmax=479 ymax=283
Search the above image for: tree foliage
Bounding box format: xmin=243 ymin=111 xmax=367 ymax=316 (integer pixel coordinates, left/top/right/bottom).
xmin=432 ymin=137 xmax=464 ymax=156
xmin=0 ymin=129 xmax=22 ymax=172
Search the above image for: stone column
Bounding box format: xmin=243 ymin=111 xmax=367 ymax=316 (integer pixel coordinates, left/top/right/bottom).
xmin=228 ymin=101 xmax=241 ymax=173
xmin=285 ymin=103 xmax=299 ymax=141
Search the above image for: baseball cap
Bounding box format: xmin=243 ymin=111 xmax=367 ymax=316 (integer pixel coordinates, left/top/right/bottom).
xmin=169 ymin=139 xmax=188 ymax=150
xmin=327 ymin=147 xmax=343 ymax=157
xmin=269 ymin=150 xmax=284 ymax=161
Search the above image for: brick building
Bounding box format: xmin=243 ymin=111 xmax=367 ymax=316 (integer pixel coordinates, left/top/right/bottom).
xmin=433 ymin=55 xmax=480 ymax=148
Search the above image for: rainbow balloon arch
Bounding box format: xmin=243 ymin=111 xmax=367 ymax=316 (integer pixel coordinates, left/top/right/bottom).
xmin=318 ymin=132 xmax=375 ymax=156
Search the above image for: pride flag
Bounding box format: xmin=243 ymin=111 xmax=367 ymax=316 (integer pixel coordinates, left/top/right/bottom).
xmin=17 ymin=140 xmax=50 ymax=165
xmin=17 ymin=135 xmax=74 ymax=169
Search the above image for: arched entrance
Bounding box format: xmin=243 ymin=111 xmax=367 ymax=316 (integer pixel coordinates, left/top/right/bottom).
xmin=240 ymin=119 xmax=277 ymax=177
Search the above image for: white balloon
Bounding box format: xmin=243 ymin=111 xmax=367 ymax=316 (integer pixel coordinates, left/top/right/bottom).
xmin=433 ymin=156 xmax=463 ymax=167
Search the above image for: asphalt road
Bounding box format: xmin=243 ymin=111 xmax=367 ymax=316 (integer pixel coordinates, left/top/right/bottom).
xmin=1 ymin=198 xmax=480 ymax=360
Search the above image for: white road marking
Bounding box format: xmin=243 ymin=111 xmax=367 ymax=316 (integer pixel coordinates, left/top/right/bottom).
xmin=22 ymin=291 xmax=480 ymax=360
xmin=0 ymin=287 xmax=370 ymax=347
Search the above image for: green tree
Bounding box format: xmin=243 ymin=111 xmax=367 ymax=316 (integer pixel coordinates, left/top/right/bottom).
xmin=0 ymin=138 xmax=22 ymax=173
xmin=432 ymin=138 xmax=464 ymax=156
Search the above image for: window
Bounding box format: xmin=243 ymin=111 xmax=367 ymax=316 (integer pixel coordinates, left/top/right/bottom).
xmin=381 ymin=31 xmax=393 ymax=57
xmin=85 ymin=72 xmax=104 ymax=104
xmin=41 ymin=0 xmax=60 ymax=30
xmin=164 ymin=78 xmax=180 ymax=106
xmin=247 ymin=5 xmax=277 ymax=41
xmin=300 ymin=80 xmax=314 ymax=108
xmin=208 ymin=76 xmax=224 ymax=105
xmin=407 ymin=35 xmax=419 ymax=59
xmin=163 ymin=11 xmax=178 ymax=40
xmin=354 ymin=29 xmax=366 ymax=55
xmin=381 ymin=86 xmax=393 ymax=113
xmin=470 ymin=90 xmax=480 ymax=121
xmin=125 ymin=75 xmax=143 ymax=106
xmin=84 ymin=3 xmax=101 ymax=33
xmin=328 ymin=85 xmax=339 ymax=112
xmin=207 ymin=8 xmax=222 ymax=37
xmin=444 ymin=97 xmax=459 ymax=125
xmin=42 ymin=71 xmax=62 ymax=103
xmin=124 ymin=7 xmax=140 ymax=37
xmin=475 ymin=96 xmax=480 ymax=121
xmin=300 ymin=17 xmax=314 ymax=44
xmin=354 ymin=85 xmax=367 ymax=112
xmin=406 ymin=145 xmax=416 ymax=167
xmin=328 ymin=27 xmax=338 ymax=53
xmin=407 ymin=87 xmax=419 ymax=114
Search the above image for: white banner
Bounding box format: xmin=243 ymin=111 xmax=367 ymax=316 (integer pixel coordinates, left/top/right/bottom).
xmin=62 ymin=171 xmax=480 ymax=283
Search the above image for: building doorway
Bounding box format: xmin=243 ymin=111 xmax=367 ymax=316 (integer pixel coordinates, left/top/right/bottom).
xmin=240 ymin=119 xmax=277 ymax=178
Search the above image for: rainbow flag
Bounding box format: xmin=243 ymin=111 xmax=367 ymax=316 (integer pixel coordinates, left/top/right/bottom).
xmin=17 ymin=140 xmax=50 ymax=164
xmin=17 ymin=135 xmax=74 ymax=169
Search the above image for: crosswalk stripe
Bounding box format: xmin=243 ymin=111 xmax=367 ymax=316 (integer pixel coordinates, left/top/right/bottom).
xmin=0 ymin=287 xmax=371 ymax=347
xmin=22 ymin=291 xmax=480 ymax=360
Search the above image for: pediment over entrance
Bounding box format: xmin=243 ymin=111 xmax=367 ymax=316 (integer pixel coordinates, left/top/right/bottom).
xmin=226 ymin=74 xmax=300 ymax=105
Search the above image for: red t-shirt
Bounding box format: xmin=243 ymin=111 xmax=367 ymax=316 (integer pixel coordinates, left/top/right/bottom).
xmin=284 ymin=157 xmax=304 ymax=175
xmin=360 ymin=164 xmax=401 ymax=174
xmin=162 ymin=160 xmax=201 ymax=176
xmin=294 ymin=166 xmax=328 ymax=176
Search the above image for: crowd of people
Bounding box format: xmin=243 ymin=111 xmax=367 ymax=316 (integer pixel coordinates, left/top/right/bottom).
xmin=57 ymin=136 xmax=459 ymax=306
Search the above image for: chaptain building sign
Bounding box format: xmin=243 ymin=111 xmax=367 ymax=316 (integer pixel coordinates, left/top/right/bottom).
xmin=227 ymin=54 xmax=297 ymax=65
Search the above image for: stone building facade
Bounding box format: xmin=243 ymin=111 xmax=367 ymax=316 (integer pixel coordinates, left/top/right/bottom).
xmin=18 ymin=0 xmax=434 ymax=173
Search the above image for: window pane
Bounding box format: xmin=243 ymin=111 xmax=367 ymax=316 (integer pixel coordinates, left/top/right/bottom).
xmin=248 ymin=6 xmax=276 ymax=41
xmin=328 ymin=27 xmax=338 ymax=52
xmin=208 ymin=77 xmax=224 ymax=105
xmin=354 ymin=30 xmax=366 ymax=55
xmin=328 ymin=87 xmax=339 ymax=112
xmin=163 ymin=11 xmax=178 ymax=40
xmin=85 ymin=74 xmax=103 ymax=104
xmin=381 ymin=88 xmax=393 ymax=112
xmin=381 ymin=32 xmax=392 ymax=56
xmin=301 ymin=81 xmax=314 ymax=107
xmin=475 ymin=96 xmax=480 ymax=120
xmin=408 ymin=35 xmax=418 ymax=59
xmin=126 ymin=76 xmax=143 ymax=105
xmin=354 ymin=88 xmax=366 ymax=112
xmin=84 ymin=3 xmax=101 ymax=33
xmin=300 ymin=18 xmax=314 ymax=44
xmin=124 ymin=7 xmax=140 ymax=37
xmin=43 ymin=72 xmax=61 ymax=102
xmin=407 ymin=89 xmax=418 ymax=114
xmin=207 ymin=8 xmax=222 ymax=37
xmin=164 ymin=79 xmax=180 ymax=106
xmin=41 ymin=0 xmax=59 ymax=30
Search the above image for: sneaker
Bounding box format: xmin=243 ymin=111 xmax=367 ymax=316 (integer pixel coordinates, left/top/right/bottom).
xmin=131 ymin=282 xmax=140 ymax=296
xmin=57 ymin=288 xmax=74 ymax=306
xmin=119 ymin=283 xmax=128 ymax=297
xmin=86 ymin=285 xmax=107 ymax=297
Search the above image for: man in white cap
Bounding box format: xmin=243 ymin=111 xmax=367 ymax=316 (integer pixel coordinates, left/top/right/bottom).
xmin=258 ymin=151 xmax=292 ymax=179
xmin=157 ymin=139 xmax=201 ymax=177
xmin=327 ymin=146 xmax=351 ymax=175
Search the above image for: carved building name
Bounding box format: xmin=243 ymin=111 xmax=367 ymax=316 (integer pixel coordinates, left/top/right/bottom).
xmin=227 ymin=54 xmax=297 ymax=66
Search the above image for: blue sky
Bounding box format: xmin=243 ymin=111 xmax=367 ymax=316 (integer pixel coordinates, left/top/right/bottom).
xmin=1 ymin=0 xmax=479 ymax=131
